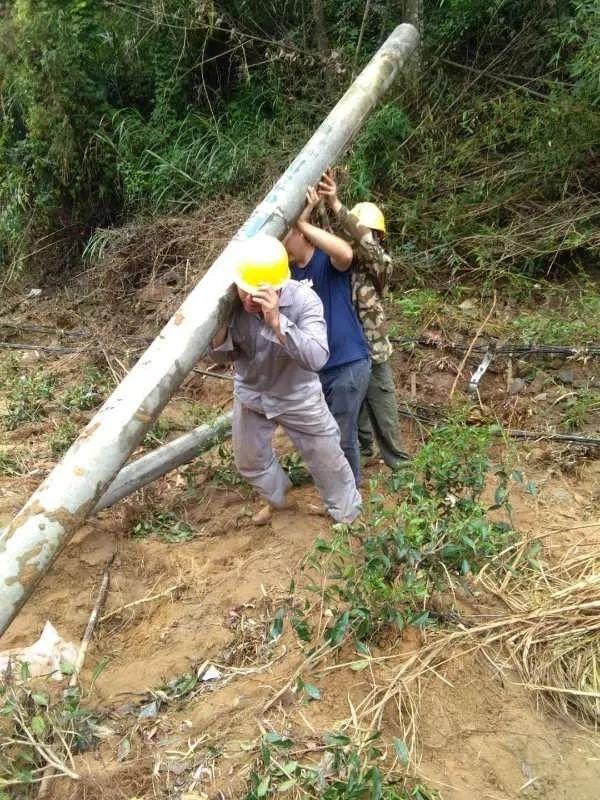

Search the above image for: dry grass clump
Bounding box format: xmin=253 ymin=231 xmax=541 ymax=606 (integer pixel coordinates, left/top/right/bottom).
xmin=454 ymin=195 xmax=600 ymax=272
xmin=80 ymin=196 xmax=250 ymax=298
xmin=479 ymin=547 xmax=600 ymax=727
xmin=345 ymin=539 xmax=600 ymax=748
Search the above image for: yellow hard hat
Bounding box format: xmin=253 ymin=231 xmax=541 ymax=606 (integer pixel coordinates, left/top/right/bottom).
xmin=350 ymin=202 xmax=386 ymax=233
xmin=233 ymin=234 xmax=290 ymax=293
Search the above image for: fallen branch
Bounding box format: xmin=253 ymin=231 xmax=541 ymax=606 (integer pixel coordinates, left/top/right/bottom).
xmin=0 ymin=342 xmax=84 ymax=355
xmin=37 ymin=556 xmax=114 ymax=797
xmin=69 ymin=557 xmax=114 ymax=687
xmin=99 ymin=583 xmax=185 ymax=623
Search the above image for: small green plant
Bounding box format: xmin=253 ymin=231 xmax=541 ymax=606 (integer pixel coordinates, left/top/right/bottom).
xmin=50 ymin=420 xmax=78 ymax=457
xmin=390 ymin=290 xmax=442 ymax=337
xmin=281 ymin=452 xmax=312 ymax=487
xmin=61 ymin=367 xmax=110 ymax=412
xmin=244 ymin=730 xmax=436 ymax=800
xmin=3 ymin=371 xmax=55 ymax=430
xmin=0 ymin=451 xmax=25 ymax=476
xmin=510 ymin=311 xmax=599 ymax=345
xmin=143 ymin=418 xmax=176 ymax=448
xmin=186 ymin=402 xmax=222 ymax=428
xmin=0 ymin=672 xmax=98 ymax=793
xmin=560 ymin=389 xmax=600 ymax=431
xmin=205 ymin=443 xmax=247 ymax=487
xmin=130 ymin=510 xmax=194 ymax=543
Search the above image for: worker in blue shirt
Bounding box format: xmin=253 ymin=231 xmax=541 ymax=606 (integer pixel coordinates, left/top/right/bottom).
xmin=284 ymin=187 xmax=370 ymax=485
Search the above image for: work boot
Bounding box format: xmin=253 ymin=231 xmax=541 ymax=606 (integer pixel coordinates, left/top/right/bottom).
xmin=360 ymin=444 xmax=375 ymax=460
xmin=389 ymin=456 xmax=412 ymax=472
xmin=251 ymin=504 xmax=275 ymax=525
xmin=307 ymin=503 xmax=327 ymax=517
xmin=251 ymin=497 xmax=296 ymax=526
xmin=362 ymin=453 xmax=381 ymax=468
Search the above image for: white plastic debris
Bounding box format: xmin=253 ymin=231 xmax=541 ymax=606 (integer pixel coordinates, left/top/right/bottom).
xmin=201 ymin=665 xmax=221 ymax=682
xmin=0 ymin=621 xmax=78 ymax=681
xmin=25 ymin=288 xmax=42 ymax=299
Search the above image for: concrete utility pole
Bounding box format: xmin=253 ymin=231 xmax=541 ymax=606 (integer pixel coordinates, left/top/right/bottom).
xmin=0 ymin=23 xmax=419 ymax=637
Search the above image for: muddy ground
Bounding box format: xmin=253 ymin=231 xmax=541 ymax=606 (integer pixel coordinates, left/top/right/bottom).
xmin=1 ymin=258 xmax=599 ymax=800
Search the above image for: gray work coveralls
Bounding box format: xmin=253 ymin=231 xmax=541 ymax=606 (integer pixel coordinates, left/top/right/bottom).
xmin=209 ymin=280 xmax=361 ymax=523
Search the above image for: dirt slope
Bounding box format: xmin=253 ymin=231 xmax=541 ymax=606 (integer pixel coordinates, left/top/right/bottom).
xmin=1 ymin=266 xmax=599 ymax=799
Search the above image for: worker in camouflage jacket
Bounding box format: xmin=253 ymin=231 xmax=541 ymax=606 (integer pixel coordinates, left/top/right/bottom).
xmin=318 ymin=168 xmax=409 ymax=468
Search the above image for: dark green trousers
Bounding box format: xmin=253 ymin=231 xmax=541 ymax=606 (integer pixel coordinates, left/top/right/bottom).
xmin=358 ymin=359 xmax=408 ymax=468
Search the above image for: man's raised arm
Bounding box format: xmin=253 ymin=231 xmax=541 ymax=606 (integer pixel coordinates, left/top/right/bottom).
xmin=295 ymin=187 xmax=353 ymax=272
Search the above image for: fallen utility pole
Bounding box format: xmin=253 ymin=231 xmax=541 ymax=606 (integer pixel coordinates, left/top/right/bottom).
xmin=0 ymin=24 xmax=419 ymax=636
xmin=94 ymin=412 xmax=233 ymax=511
xmin=96 ymin=400 xmax=599 ymax=519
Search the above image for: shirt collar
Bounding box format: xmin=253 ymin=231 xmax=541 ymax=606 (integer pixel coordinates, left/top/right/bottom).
xmin=279 ymin=280 xmax=294 ymax=308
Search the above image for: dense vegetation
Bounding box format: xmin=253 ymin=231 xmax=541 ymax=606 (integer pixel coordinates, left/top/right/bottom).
xmin=0 ymin=1 xmax=598 ymax=282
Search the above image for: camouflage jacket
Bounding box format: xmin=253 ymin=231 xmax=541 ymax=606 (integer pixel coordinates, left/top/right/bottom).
xmin=334 ymin=204 xmax=393 ymax=363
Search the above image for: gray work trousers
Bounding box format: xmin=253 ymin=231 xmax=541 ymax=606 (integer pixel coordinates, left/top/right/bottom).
xmin=233 ymin=395 xmax=362 ymax=523
xmin=358 ymin=359 xmax=408 ymax=468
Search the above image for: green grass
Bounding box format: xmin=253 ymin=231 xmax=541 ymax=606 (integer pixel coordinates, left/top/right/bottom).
xmin=509 ymin=308 xmax=600 ymax=345
xmin=186 ymin=402 xmax=223 ymax=428
xmin=3 ymin=371 xmax=55 ymax=431
xmin=389 ymin=289 xmax=445 ymax=337
xmin=0 ymin=451 xmax=26 ymax=476
xmin=560 ymin=389 xmax=600 ymax=432
xmin=130 ymin=510 xmax=194 ymax=543
xmin=49 ymin=420 xmax=78 ymax=457
xmin=61 ymin=367 xmax=111 ymax=412
xmin=143 ymin=418 xmax=176 ymax=448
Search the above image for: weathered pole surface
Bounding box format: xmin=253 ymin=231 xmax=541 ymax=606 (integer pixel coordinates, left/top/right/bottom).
xmin=0 ymin=23 xmax=419 ymax=637
xmin=94 ymin=412 xmax=233 ymax=511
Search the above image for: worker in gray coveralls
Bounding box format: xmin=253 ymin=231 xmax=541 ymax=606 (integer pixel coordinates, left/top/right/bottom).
xmin=209 ymin=233 xmax=361 ymax=526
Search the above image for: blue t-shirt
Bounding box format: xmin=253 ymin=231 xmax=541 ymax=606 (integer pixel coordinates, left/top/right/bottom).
xmin=291 ymin=248 xmax=369 ymax=371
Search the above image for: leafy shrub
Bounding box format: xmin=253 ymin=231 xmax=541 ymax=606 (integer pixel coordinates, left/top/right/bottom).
xmin=552 ymin=0 xmax=600 ymax=106
xmin=305 ymin=424 xmax=516 ymax=645
xmin=0 ymin=671 xmax=97 ymax=793
xmin=347 ymin=103 xmax=412 ymax=200
xmin=0 ymin=0 xmax=316 ymax=272
xmin=281 ymin=452 xmax=312 ymax=487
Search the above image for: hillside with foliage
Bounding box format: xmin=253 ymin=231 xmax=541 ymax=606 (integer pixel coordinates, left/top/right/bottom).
xmin=0 ymin=0 xmax=599 ymax=285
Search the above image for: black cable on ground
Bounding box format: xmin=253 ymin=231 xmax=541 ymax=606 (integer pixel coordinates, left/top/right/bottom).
xmin=2 ymin=336 xmax=598 ymax=448
xmin=391 ymin=337 xmax=600 ymax=357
